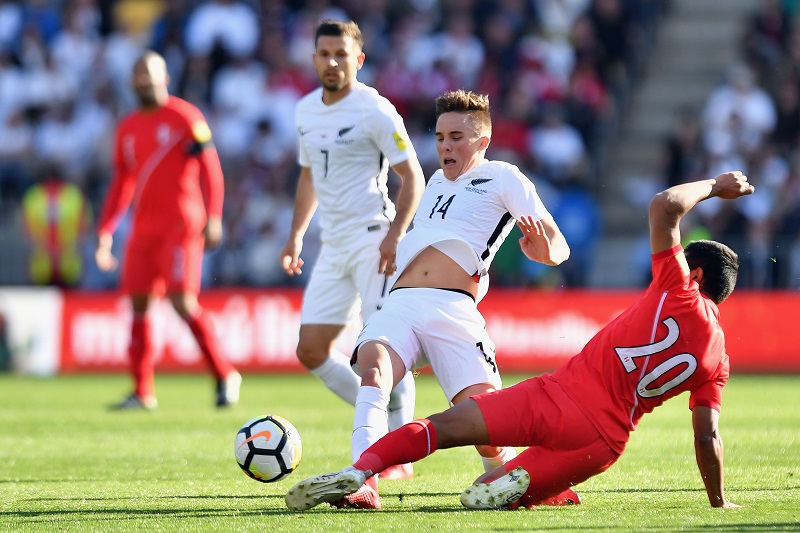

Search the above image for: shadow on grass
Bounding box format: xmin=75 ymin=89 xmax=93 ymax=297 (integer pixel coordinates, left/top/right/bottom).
xmin=10 ymin=506 xmax=800 ymax=533
xmin=16 ymin=483 xmax=800 ymax=505
xmin=596 ymin=486 xmax=800 ymax=493
xmin=7 ymin=498 xmax=800 ymax=533
xmin=10 ymin=487 xmax=800 ymax=528
xmin=488 ymin=526 xmax=800 ymax=532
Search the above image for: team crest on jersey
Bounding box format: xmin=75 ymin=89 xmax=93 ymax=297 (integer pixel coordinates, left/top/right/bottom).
xmin=465 ymin=178 xmax=492 ymax=195
xmin=157 ymin=124 xmax=171 ymax=144
xmin=392 ymin=131 xmax=408 ymax=151
xmin=335 ymin=125 xmax=355 ymax=145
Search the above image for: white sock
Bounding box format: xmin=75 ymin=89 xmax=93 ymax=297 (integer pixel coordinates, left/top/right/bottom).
xmin=352 ymin=385 xmax=390 ymax=463
xmin=387 ymin=371 xmax=416 ymax=431
xmin=481 ymin=446 xmax=518 ymax=473
xmin=309 ymin=350 xmax=360 ymax=405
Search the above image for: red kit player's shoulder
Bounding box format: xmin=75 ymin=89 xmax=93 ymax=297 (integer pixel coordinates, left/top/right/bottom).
xmin=116 ymin=109 xmax=141 ymax=134
xmin=164 ymin=96 xmax=205 ymax=123
xmin=163 ymin=97 xmax=213 ymax=144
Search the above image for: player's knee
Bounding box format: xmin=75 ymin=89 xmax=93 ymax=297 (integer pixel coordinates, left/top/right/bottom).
xmin=475 ymin=444 xmax=504 ymax=459
xmin=359 ymin=365 xmax=391 ymax=390
xmin=295 ymin=339 xmax=328 ymax=369
xmin=355 ymin=345 xmax=391 ymax=389
xmin=169 ymin=293 xmax=198 ymax=318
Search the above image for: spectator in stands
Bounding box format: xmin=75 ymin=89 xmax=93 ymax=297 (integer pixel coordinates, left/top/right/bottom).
xmin=702 ymin=63 xmax=776 ymax=159
xmin=769 ymin=76 xmax=800 ymax=155
xmin=744 ymin=0 xmax=792 ymax=87
xmin=528 ymin=103 xmax=587 ymax=186
xmin=0 ymin=0 xmax=22 ymax=52
xmin=183 ymin=0 xmax=259 ymax=62
xmin=0 ymin=109 xmax=33 ymax=209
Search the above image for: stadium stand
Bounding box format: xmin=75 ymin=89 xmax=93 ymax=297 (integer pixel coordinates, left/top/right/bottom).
xmin=0 ymin=0 xmax=796 ymax=289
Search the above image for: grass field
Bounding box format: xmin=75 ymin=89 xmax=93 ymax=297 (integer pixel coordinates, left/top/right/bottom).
xmin=1 ymin=373 xmax=798 ymax=532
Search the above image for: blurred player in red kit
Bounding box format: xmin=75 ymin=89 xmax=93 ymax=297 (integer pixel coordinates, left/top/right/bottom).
xmin=95 ymin=51 xmax=241 ymax=410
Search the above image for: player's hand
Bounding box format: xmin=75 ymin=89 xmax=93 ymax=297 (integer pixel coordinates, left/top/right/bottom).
xmin=517 ymin=216 xmax=555 ymax=265
xmin=203 ymin=217 xmax=223 ymax=250
xmin=378 ymin=231 xmax=401 ymax=276
xmin=712 ymin=171 xmax=755 ymax=199
xmin=95 ymin=234 xmax=118 ymax=272
xmin=280 ymin=239 xmax=304 ymax=276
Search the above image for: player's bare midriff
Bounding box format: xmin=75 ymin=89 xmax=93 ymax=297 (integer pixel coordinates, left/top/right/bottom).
xmin=393 ymin=246 xmax=478 ymax=300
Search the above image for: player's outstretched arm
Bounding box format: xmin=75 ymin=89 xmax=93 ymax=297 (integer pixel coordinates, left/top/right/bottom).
xmin=379 ymin=158 xmax=425 ymax=275
xmin=649 ymin=171 xmax=754 ymax=255
xmin=516 ymin=215 xmax=570 ymax=266
xmin=692 ymin=406 xmax=739 ymax=508
xmin=281 ymin=167 xmax=318 ymax=276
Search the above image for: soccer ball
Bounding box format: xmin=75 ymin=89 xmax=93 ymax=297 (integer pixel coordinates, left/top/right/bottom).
xmin=234 ymin=414 xmax=302 ymax=483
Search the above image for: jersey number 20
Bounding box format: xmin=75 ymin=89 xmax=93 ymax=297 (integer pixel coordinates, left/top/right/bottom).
xmin=614 ymin=317 xmax=698 ymax=398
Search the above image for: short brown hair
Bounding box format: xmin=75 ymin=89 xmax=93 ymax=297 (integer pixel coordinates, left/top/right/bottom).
xmin=434 ymin=90 xmax=491 ymax=135
xmin=315 ymin=19 xmax=363 ymax=50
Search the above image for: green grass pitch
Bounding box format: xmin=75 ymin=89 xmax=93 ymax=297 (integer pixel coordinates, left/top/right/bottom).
xmin=1 ymin=373 xmax=798 ymax=532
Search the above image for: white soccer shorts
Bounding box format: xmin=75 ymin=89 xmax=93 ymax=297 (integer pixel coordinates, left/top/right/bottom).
xmin=354 ymin=287 xmax=502 ymax=401
xmin=301 ymin=228 xmax=394 ymax=326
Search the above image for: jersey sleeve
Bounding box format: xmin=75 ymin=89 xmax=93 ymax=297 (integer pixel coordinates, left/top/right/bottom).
xmin=689 ymin=355 xmax=729 ymax=412
xmin=367 ymin=98 xmax=415 ymax=167
xmin=650 ymin=245 xmax=690 ymax=292
xmin=295 ymin=105 xmax=310 ymax=167
xmin=180 ymin=104 xmax=224 ymax=219
xmin=500 ymin=165 xmax=551 ymax=221
xmin=96 ymin=123 xmax=136 ymax=237
xmin=197 ymin=137 xmax=225 ymax=219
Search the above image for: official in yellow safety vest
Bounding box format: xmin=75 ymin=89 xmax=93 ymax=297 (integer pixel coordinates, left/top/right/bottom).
xmin=22 ymin=177 xmax=91 ymax=287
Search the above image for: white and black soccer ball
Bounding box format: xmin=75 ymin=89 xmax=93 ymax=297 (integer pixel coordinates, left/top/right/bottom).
xmin=234 ymin=414 xmax=302 ymax=483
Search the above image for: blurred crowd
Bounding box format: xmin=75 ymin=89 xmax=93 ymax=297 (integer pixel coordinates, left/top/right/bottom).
xmin=623 ymin=0 xmax=800 ymax=289
xmin=6 ymin=0 xmax=797 ymax=290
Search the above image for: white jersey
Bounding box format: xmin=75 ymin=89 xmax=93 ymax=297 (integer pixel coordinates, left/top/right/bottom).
xmin=396 ymin=160 xmax=551 ymax=302
xmin=295 ymin=81 xmax=415 ymax=244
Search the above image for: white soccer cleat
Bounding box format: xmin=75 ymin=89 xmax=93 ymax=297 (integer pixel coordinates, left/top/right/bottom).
xmin=285 ymin=466 xmax=368 ymax=511
xmin=460 ymin=466 xmax=530 ymax=510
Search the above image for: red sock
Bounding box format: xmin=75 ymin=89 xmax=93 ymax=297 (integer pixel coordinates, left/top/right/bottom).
xmin=130 ymin=315 xmax=154 ymax=398
xmin=186 ymin=309 xmax=234 ymax=379
xmin=354 ymin=419 xmax=438 ymax=475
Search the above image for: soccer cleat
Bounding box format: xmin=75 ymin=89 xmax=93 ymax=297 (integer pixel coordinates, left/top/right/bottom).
xmin=329 ymin=475 xmax=381 ymax=509
xmin=216 ymin=371 xmax=242 ymax=407
xmin=539 ymin=488 xmax=581 ymax=506
xmin=109 ymin=393 xmax=158 ymax=411
xmin=378 ymin=463 xmax=413 ymax=480
xmin=285 ymin=466 xmax=368 ymax=511
xmin=460 ymin=466 xmax=530 ymax=510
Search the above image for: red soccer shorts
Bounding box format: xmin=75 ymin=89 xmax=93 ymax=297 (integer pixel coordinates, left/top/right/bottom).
xmin=122 ymin=231 xmax=204 ymax=296
xmin=473 ymin=374 xmax=621 ymax=505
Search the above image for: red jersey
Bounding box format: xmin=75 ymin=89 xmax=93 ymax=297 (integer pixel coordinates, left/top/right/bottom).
xmin=97 ymin=96 xmax=224 ymax=239
xmin=553 ymin=245 xmax=729 ymax=454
